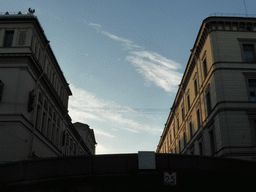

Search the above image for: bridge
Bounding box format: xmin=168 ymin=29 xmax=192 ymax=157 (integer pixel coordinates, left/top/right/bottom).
xmin=0 ymin=152 xmax=256 ymax=191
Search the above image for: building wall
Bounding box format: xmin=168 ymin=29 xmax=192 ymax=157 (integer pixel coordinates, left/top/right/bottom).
xmin=157 ymin=17 xmax=256 ymax=161
xmin=0 ymin=14 xmax=95 ymax=161
xmin=0 ymin=122 xmax=30 ymax=161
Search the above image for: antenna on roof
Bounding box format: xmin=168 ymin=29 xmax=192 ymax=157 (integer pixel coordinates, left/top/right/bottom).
xmin=243 ymin=0 xmax=248 ymax=17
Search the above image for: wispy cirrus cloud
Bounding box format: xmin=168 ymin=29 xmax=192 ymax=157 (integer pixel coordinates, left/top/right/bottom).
xmin=89 ymin=23 xmax=102 ymax=29
xmin=87 ymin=22 xmax=182 ymax=92
xmin=126 ymin=51 xmax=182 ymax=92
xmin=101 ymin=31 xmax=141 ymax=50
xmin=68 ymin=84 xmax=161 ymax=135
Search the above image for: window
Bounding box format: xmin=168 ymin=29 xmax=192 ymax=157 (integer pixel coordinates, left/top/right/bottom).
xmin=4 ymin=31 xmax=14 ymax=47
xmin=51 ymin=123 xmax=56 ymax=144
xmin=196 ymin=109 xmax=201 ymax=129
xmin=189 ymin=122 xmax=193 ymax=140
xmin=47 ymin=118 xmax=52 ymax=139
xmin=62 ymin=131 xmax=66 ymax=146
xmin=187 ymin=95 xmax=190 ymax=110
xmin=177 ymin=117 xmax=179 ymax=130
xmin=209 ymin=129 xmax=215 ymax=155
xmin=194 ymin=79 xmax=198 ymax=96
xmin=203 ymin=59 xmax=208 ymax=79
xmin=199 ymin=142 xmax=203 ymax=155
xmin=248 ymin=79 xmax=256 ymax=101
xmin=183 ymin=131 xmax=187 ymax=147
xmin=206 ymin=91 xmax=212 ymax=116
xmin=0 ymin=80 xmax=4 ymax=101
xmin=181 ymin=107 xmax=185 ymax=121
xmin=41 ymin=112 xmax=47 ymax=136
xmin=35 ymin=106 xmax=41 ymax=130
xmin=243 ymin=44 xmax=255 ymax=63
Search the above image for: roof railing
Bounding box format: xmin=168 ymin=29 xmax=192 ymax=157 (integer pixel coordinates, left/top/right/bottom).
xmin=0 ymin=11 xmax=35 ymax=16
xmin=209 ymin=13 xmax=256 ymax=18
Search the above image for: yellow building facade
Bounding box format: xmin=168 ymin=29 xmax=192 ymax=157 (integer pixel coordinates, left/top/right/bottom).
xmin=157 ymin=16 xmax=256 ymax=161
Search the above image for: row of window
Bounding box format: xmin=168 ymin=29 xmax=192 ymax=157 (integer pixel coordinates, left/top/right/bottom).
xmin=162 ymin=125 xmax=216 ymax=156
xmin=30 ymin=34 xmax=69 ymax=109
xmin=1 ymin=28 xmax=69 ymax=109
xmin=163 ymin=77 xmax=256 ymax=154
xmin=35 ymin=92 xmax=86 ymax=156
xmin=162 ymin=54 xmax=212 ymax=153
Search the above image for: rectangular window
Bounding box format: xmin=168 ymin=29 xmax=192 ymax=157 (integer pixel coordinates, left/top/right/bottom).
xmin=196 ymin=109 xmax=200 ymax=129
xmin=0 ymin=80 xmax=4 ymax=101
xmin=47 ymin=118 xmax=52 ymax=139
xmin=199 ymin=142 xmax=203 ymax=155
xmin=243 ymin=44 xmax=255 ymax=63
xmin=203 ymin=59 xmax=208 ymax=79
xmin=51 ymin=123 xmax=56 ymax=144
xmin=209 ymin=130 xmax=215 ymax=155
xmin=181 ymin=107 xmax=185 ymax=121
xmin=62 ymin=131 xmax=66 ymax=146
xmin=187 ymin=95 xmax=190 ymax=110
xmin=253 ymin=120 xmax=256 ymax=144
xmin=194 ymin=79 xmax=198 ymax=96
xmin=177 ymin=117 xmax=179 ymax=130
xmin=183 ymin=131 xmax=187 ymax=147
xmin=248 ymin=79 xmax=256 ymax=101
xmin=189 ymin=122 xmax=193 ymax=140
xmin=35 ymin=106 xmax=41 ymax=131
xmin=206 ymin=91 xmax=212 ymax=116
xmin=4 ymin=31 xmax=14 ymax=47
xmin=41 ymin=112 xmax=47 ymax=136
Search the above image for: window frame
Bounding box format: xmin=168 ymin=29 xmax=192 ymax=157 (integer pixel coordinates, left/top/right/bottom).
xmin=209 ymin=128 xmax=216 ymax=156
xmin=238 ymin=38 xmax=256 ymax=63
xmin=203 ymin=59 xmax=208 ymax=79
xmin=242 ymin=44 xmax=256 ymax=63
xmin=248 ymin=79 xmax=256 ymax=101
xmin=205 ymin=85 xmax=212 ymax=117
xmin=243 ymin=73 xmax=256 ymax=102
xmin=3 ymin=30 xmax=14 ymax=47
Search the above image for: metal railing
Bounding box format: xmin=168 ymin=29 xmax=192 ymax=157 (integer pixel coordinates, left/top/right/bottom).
xmin=209 ymin=13 xmax=256 ymax=18
xmin=0 ymin=11 xmax=34 ymax=16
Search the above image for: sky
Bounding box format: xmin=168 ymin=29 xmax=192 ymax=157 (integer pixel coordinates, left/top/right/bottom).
xmin=2 ymin=0 xmax=256 ymax=154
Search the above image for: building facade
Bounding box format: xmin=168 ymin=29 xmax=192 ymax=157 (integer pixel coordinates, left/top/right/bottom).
xmin=157 ymin=16 xmax=256 ymax=161
xmin=73 ymin=122 xmax=97 ymax=155
xmin=0 ymin=11 xmax=96 ymax=161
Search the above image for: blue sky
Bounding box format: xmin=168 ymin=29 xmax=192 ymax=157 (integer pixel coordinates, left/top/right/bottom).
xmin=2 ymin=0 xmax=256 ymax=154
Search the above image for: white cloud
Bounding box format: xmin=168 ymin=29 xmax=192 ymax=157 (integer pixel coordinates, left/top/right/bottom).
xmin=101 ymin=31 xmax=141 ymax=50
xmin=126 ymin=51 xmax=182 ymax=92
xmin=102 ymin=113 xmax=162 ymax=134
xmin=87 ymin=22 xmax=182 ymax=92
xmin=69 ymin=84 xmax=108 ymax=111
xmin=89 ymin=23 xmax=102 ymax=29
xmin=94 ymin=129 xmax=115 ymax=138
xmin=68 ymin=84 xmax=161 ymax=134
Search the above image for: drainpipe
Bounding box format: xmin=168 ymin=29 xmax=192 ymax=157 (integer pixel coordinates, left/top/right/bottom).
xmin=28 ymin=41 xmax=50 ymax=158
